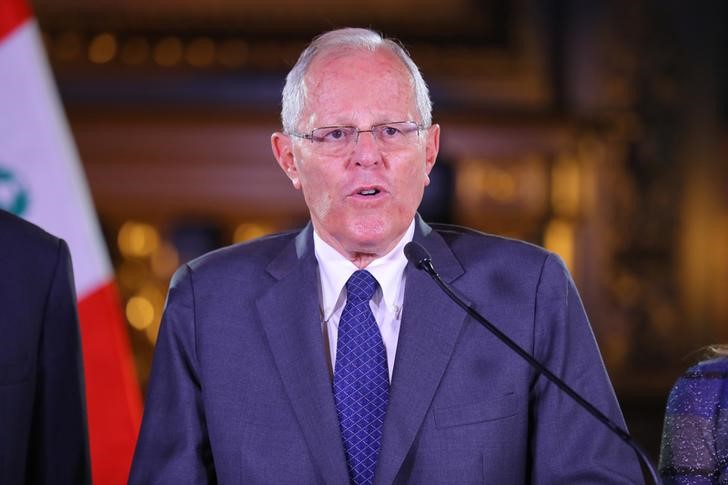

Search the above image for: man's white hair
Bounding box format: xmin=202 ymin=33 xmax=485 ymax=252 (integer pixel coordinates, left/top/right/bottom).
xmin=281 ymin=27 xmax=432 ymax=134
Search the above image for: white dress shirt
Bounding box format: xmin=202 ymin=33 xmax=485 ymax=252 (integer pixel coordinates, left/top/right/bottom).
xmin=313 ymin=220 xmax=414 ymax=381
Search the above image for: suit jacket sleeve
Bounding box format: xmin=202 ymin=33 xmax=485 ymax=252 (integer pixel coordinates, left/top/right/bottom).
xmin=529 ymin=253 xmax=642 ymax=483
xmin=27 ymin=239 xmax=92 ymax=485
xmin=129 ymin=264 xmax=216 ymax=483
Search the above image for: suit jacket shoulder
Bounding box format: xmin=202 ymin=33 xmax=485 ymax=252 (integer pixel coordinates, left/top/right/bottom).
xmin=429 ymin=222 xmax=551 ymax=268
xmin=181 ymin=228 xmax=302 ymax=283
xmin=0 ymin=210 xmax=66 ymax=381
xmin=0 ymin=209 xmax=63 ymax=275
xmin=426 ymin=222 xmax=567 ymax=307
xmin=0 ymin=210 xmax=90 ymax=485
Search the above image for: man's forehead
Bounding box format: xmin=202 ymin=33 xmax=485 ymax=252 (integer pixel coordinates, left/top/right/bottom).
xmin=305 ymin=48 xmax=410 ymax=87
xmin=295 ymin=48 xmax=418 ymax=129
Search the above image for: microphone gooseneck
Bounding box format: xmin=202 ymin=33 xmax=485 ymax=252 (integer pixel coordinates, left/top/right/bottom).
xmin=403 ymin=241 xmax=659 ymax=485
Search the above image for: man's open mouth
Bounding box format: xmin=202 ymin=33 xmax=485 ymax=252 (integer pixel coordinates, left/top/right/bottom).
xmin=358 ymin=188 xmax=381 ymax=196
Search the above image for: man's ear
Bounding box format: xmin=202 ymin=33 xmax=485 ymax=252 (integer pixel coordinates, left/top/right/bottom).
xmin=423 ymin=124 xmax=440 ymax=186
xmin=271 ymin=132 xmax=301 ymax=190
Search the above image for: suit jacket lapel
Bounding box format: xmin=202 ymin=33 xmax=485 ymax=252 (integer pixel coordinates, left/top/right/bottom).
xmin=255 ymin=225 xmax=349 ymax=484
xmin=375 ymin=217 xmax=469 ymax=485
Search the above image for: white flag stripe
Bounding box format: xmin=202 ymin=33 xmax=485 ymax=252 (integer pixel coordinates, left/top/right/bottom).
xmin=0 ymin=20 xmax=111 ymax=297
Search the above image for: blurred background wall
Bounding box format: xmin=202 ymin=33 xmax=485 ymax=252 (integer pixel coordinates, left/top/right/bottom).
xmin=28 ymin=0 xmax=728 ymax=461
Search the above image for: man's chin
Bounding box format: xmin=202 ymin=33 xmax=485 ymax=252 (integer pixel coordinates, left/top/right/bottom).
xmin=341 ymin=226 xmax=404 ymax=257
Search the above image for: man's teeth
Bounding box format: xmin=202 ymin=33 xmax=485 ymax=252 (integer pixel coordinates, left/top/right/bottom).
xmin=359 ymin=189 xmax=379 ymax=196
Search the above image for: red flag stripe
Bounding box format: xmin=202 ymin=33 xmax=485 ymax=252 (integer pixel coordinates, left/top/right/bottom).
xmin=78 ymin=281 xmax=142 ymax=485
xmin=0 ymin=0 xmax=31 ymax=41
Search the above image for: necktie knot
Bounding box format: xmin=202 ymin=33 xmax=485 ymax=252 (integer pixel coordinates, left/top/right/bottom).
xmin=345 ymin=270 xmax=378 ymax=303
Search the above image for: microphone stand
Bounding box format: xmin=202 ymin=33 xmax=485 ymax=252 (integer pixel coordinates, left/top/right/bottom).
xmin=404 ymin=242 xmax=660 ymax=485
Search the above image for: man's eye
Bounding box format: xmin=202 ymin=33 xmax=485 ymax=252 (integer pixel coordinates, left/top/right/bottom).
xmin=322 ymin=128 xmax=347 ymax=141
xmin=381 ymin=126 xmax=402 ymax=137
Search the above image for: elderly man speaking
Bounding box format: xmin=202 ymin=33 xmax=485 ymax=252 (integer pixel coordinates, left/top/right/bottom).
xmin=130 ymin=28 xmax=643 ymax=484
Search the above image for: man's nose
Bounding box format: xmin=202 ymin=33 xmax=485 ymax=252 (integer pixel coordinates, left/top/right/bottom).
xmin=351 ymin=130 xmax=381 ymax=167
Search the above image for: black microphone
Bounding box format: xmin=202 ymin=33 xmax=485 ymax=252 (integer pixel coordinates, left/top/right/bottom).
xmin=404 ymin=241 xmax=659 ymax=484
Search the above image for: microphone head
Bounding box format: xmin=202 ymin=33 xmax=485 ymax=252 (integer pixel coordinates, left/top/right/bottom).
xmin=404 ymin=241 xmax=432 ymax=270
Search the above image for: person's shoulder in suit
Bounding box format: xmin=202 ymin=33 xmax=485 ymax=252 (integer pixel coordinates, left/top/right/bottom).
xmin=430 ymin=222 xmax=550 ymax=262
xmin=170 ymin=227 xmax=302 ymax=286
xmin=428 ymin=222 xmax=566 ymax=292
xmin=0 ymin=209 xmax=64 ymax=273
xmin=0 ymin=209 xmax=91 ymax=485
xmin=0 ymin=209 xmax=70 ymax=335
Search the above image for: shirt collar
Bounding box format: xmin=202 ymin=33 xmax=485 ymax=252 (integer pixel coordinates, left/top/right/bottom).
xmin=314 ymin=220 xmax=415 ymax=321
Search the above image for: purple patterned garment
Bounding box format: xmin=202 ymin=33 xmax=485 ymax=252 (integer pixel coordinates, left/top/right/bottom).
xmin=660 ymin=357 xmax=728 ymax=484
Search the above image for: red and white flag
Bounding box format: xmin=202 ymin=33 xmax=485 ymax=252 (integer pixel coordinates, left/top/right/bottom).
xmin=0 ymin=1 xmax=142 ymax=483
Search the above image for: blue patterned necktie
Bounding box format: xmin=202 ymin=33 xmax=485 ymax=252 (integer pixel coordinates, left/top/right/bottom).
xmin=333 ymin=270 xmax=389 ymax=485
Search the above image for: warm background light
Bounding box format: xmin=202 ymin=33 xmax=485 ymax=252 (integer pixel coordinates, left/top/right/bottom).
xmin=88 ymin=33 xmax=117 ymax=64
xmin=233 ymin=223 xmax=275 ymax=243
xmin=153 ymin=36 xmax=183 ymax=67
xmin=118 ymin=221 xmax=160 ymax=258
xmin=126 ymin=296 xmax=154 ymax=331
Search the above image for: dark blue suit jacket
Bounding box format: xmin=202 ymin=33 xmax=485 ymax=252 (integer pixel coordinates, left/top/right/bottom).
xmin=0 ymin=210 xmax=91 ymax=484
xmin=130 ymin=217 xmax=642 ymax=484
